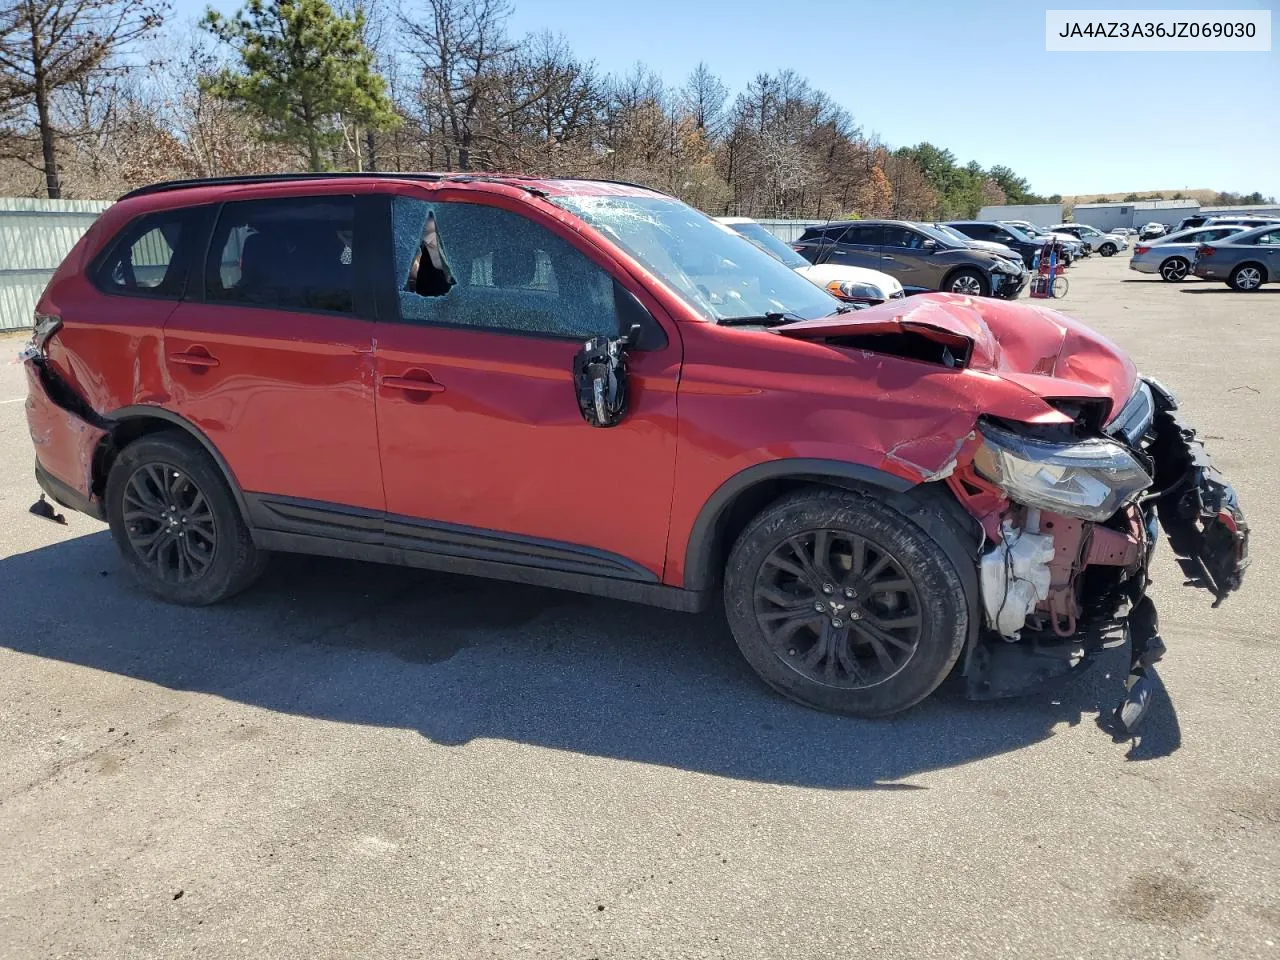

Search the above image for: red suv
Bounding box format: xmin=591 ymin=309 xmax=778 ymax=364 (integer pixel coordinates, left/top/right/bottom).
xmin=22 ymin=173 xmax=1248 ymax=730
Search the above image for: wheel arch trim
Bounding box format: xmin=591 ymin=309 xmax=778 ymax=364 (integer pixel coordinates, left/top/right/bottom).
xmin=103 ymin=405 xmax=251 ymax=524
xmin=682 ymin=458 xmax=915 ymax=592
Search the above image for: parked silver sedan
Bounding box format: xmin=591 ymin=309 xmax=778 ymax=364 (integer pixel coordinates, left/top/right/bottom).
xmin=1191 ymin=223 xmax=1280 ymax=290
xmin=1130 ymin=225 xmax=1250 ymax=282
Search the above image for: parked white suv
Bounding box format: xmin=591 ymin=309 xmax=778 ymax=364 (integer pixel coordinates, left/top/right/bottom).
xmin=1050 ymin=223 xmax=1129 ymax=257
xmin=716 ymin=217 xmax=904 ymax=307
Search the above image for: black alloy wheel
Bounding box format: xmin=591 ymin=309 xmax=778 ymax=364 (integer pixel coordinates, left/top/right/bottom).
xmin=122 ymin=462 xmax=217 ymax=583
xmin=753 ymin=529 xmax=922 ymax=689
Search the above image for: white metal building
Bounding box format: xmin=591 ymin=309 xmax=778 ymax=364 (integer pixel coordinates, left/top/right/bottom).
xmin=976 ymin=203 xmax=1063 ymax=228
xmin=1070 ymin=199 xmax=1198 ymax=232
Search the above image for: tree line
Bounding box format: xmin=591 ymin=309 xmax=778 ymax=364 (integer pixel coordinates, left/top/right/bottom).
xmin=0 ymin=0 xmax=1269 ymax=218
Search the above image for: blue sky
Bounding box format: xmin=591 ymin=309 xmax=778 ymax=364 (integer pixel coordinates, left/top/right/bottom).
xmin=176 ymin=0 xmax=1279 ymax=199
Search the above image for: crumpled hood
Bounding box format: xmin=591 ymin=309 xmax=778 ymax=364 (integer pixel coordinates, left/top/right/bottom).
xmin=778 ymin=293 xmax=1138 ymax=419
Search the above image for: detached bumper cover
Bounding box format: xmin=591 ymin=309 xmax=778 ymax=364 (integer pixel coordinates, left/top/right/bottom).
xmin=1147 ymin=387 xmax=1249 ymax=605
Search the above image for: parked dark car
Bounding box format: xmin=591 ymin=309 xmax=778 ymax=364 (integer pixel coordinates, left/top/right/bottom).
xmin=943 ymin=221 xmax=1044 ymax=269
xmin=793 ymin=220 xmax=1027 ymax=298
xmin=1192 ymin=223 xmax=1280 ymax=290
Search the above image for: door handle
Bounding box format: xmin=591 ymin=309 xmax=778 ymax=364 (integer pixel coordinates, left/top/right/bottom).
xmin=169 ymin=351 xmax=219 ymax=369
xmin=380 ymin=374 xmax=445 ymax=395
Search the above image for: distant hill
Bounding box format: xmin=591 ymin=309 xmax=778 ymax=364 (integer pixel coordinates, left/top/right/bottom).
xmin=1063 ymin=190 xmax=1218 ymax=205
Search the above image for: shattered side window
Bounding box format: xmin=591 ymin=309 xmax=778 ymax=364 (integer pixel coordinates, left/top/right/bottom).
xmin=390 ymin=196 xmax=618 ymax=339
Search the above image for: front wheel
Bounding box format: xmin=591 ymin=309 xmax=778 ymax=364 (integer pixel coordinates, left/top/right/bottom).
xmin=1100 ymin=243 xmax=1116 ymax=257
xmin=945 ymin=269 xmax=988 ymax=297
xmin=105 ymin=432 xmax=268 ymax=605
xmin=1160 ymin=257 xmax=1189 ymax=282
xmin=1230 ymin=264 xmax=1265 ymax=291
xmin=1051 ymin=275 xmax=1069 ymax=298
xmin=723 ymin=489 xmax=969 ymax=717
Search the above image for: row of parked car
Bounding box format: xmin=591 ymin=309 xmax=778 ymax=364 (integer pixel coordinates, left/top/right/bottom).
xmin=1128 ymin=215 xmax=1280 ymax=290
xmin=714 ymin=216 xmax=1127 ymax=305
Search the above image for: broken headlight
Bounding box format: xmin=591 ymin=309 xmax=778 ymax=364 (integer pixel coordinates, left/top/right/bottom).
xmin=973 ymin=421 xmax=1152 ymax=521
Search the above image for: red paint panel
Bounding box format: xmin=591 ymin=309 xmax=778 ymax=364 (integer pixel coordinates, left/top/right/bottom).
xmin=374 ymin=324 xmax=680 ymax=578
xmin=162 ymin=303 xmax=383 ymax=511
xmin=24 ymin=363 xmax=107 ymax=498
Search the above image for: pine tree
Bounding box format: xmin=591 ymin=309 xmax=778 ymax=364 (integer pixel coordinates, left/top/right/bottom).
xmin=202 ymin=0 xmax=396 ymax=172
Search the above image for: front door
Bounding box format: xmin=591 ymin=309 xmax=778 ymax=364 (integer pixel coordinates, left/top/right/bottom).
xmin=370 ymin=189 xmax=681 ymax=580
xmin=163 ymin=193 xmax=384 ymax=515
xmin=879 ymin=225 xmax=937 ymax=290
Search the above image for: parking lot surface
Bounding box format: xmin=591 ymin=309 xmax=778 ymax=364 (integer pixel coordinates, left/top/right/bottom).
xmin=2 ymin=255 xmax=1278 ymax=959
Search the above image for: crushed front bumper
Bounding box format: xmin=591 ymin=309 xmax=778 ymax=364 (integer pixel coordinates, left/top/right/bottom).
xmin=990 ymin=269 xmax=1028 ymax=300
xmin=963 ymin=379 xmax=1248 ymax=733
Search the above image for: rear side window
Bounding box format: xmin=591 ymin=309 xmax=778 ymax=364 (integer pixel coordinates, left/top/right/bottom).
xmin=389 ymin=196 xmax=618 ymax=340
xmin=1255 ymin=230 xmax=1280 ymax=246
xmin=833 ymin=223 xmax=881 ymax=246
xmin=94 ymin=208 xmax=203 ymax=299
xmin=204 ymin=196 xmax=355 ymax=314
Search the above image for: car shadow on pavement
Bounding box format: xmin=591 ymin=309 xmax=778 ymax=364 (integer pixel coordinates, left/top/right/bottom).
xmin=0 ymin=530 xmax=1180 ymax=789
xmin=1180 ymin=288 xmax=1280 ymax=295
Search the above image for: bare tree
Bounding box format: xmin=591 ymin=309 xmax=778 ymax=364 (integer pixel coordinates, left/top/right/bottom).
xmin=402 ymin=0 xmax=517 ymax=170
xmin=679 ymin=61 xmax=726 ymax=141
xmin=0 ymin=0 xmax=164 ymax=197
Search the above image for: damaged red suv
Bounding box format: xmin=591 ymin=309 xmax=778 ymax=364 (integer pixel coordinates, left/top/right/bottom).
xmin=23 ymin=173 xmax=1248 ymax=731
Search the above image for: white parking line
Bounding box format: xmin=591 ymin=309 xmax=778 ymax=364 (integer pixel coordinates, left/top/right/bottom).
xmin=0 ymin=397 xmax=25 ymax=404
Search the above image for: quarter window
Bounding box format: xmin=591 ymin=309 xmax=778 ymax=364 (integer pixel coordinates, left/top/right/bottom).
xmin=95 ymin=209 xmax=202 ymax=298
xmin=390 ymin=196 xmax=619 ymax=339
xmin=204 ymin=196 xmax=355 ymax=314
xmin=1253 ymin=230 xmax=1280 ymax=246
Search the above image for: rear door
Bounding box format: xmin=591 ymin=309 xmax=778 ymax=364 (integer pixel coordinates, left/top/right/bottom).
xmin=163 ymin=191 xmax=384 ymax=520
xmin=821 ymin=223 xmax=884 ymax=272
xmin=369 ymin=187 xmax=681 ymax=580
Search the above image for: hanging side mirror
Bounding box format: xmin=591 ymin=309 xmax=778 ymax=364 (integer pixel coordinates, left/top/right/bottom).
xmin=573 ymin=335 xmax=628 ymax=428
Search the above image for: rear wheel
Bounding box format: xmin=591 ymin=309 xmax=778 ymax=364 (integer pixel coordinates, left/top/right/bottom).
xmin=723 ymin=488 xmax=969 ymax=717
xmin=1159 ymin=257 xmax=1189 ymax=282
xmin=105 ymin=432 xmax=267 ymax=605
xmin=1229 ymin=264 xmax=1265 ymax=291
xmin=1100 ymin=243 xmax=1117 ymax=257
xmin=945 ymin=269 xmax=988 ymax=297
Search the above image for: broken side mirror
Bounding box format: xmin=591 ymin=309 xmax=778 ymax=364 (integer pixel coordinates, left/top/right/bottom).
xmin=573 ymin=335 xmax=628 ymax=428
xmin=571 ymin=283 xmax=667 ymax=428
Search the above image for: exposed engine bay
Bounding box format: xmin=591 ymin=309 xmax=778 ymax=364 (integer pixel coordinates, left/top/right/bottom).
xmin=948 ymin=378 xmax=1248 ymax=733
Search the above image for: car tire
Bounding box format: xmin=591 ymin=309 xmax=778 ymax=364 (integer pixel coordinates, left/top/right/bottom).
xmin=723 ymin=488 xmax=969 ymax=717
xmin=1159 ymin=257 xmax=1190 ymax=282
xmin=1229 ymin=263 xmax=1266 ymax=291
xmin=943 ymin=268 xmax=989 ymax=297
xmin=105 ymin=431 xmax=268 ymax=605
xmin=1100 ymin=243 xmax=1117 ymax=257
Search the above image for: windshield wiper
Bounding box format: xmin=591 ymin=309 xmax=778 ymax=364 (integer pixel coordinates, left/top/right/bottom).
xmin=718 ymin=311 xmax=808 ymax=327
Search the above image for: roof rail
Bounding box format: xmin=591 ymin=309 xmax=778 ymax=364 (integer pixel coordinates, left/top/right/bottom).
xmin=116 ymin=170 xmax=579 ymax=201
